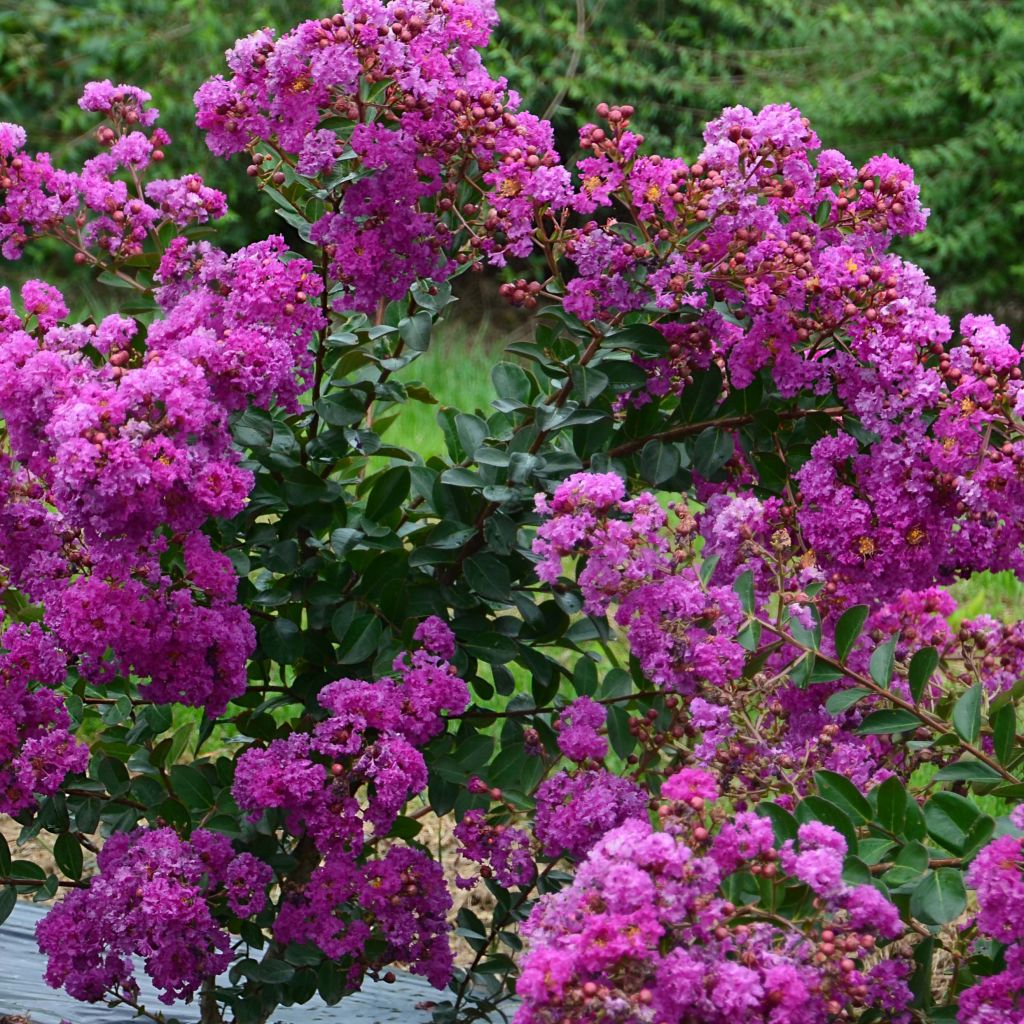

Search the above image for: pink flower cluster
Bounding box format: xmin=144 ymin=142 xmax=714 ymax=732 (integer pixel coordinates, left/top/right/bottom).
xmin=454 ymin=808 xmax=535 ymax=888
xmin=36 ymin=828 xmax=271 ymax=1004
xmin=534 ymin=472 xmax=744 ymax=693
xmin=517 ymin=770 xmax=910 ymax=1024
xmin=232 ymin=618 xmax=468 ymax=988
xmin=0 ymin=246 xmax=321 ymax=714
xmin=0 ymin=622 xmax=87 ymax=815
xmin=195 ymin=0 xmax=572 ymax=313
xmin=0 ymin=88 xmax=327 ymax=725
xmin=0 ymin=81 xmax=225 ymax=261
xmin=959 ymin=824 xmax=1024 ymax=1023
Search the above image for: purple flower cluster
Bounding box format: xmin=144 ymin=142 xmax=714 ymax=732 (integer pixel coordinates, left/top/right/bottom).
xmin=555 ymin=696 xmax=607 ymax=762
xmin=232 ymin=617 xmax=468 ymax=988
xmin=36 ymin=828 xmax=271 ymax=1004
xmin=0 ymin=266 xmax=307 ymax=711
xmin=0 ymin=82 xmax=225 ymax=261
xmin=454 ymin=808 xmax=535 ymax=888
xmin=0 ymin=85 xmax=327 ymax=716
xmin=517 ymin=792 xmax=910 ymax=1024
xmin=534 ymin=473 xmax=744 ymax=693
xmin=959 ymin=833 xmax=1024 ymax=1022
xmin=533 ymin=768 xmax=648 ymax=860
xmin=0 ymin=622 xmax=87 ymax=814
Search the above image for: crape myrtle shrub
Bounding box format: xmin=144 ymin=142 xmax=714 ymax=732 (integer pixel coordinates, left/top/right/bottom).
xmin=2 ymin=2 xmax=1024 ymax=1024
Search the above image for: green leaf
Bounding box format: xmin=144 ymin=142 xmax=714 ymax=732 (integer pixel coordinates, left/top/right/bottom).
xmin=909 ymin=868 xmax=966 ymax=926
xmin=455 ymin=413 xmax=488 ymax=458
xmin=813 ymin=770 xmax=872 ymax=823
xmin=834 ymin=605 xmax=869 ymax=662
xmin=855 ymin=709 xmax=920 ymax=735
xmin=875 ymin=775 xmax=907 ymax=834
xmin=825 ymin=688 xmax=872 ymax=716
xmin=638 ymin=439 xmax=681 ymax=486
xmin=962 ymin=813 xmax=996 ymax=859
xmin=169 ymin=764 xmax=214 ymax=811
xmin=54 ymin=833 xmax=83 ymax=881
xmin=733 ymin=570 xmax=755 ymax=615
xmin=692 ymin=426 xmax=734 ymax=478
xmin=335 ymin=614 xmax=383 ymax=665
xmin=991 ymin=703 xmax=1016 ymax=765
xmin=932 ymin=759 xmax=1001 ymax=783
xmin=796 ymin=796 xmax=858 ymax=852
xmin=398 ymin=310 xmax=432 ymax=351
xmin=97 ymin=756 xmax=130 ymax=798
xmin=255 ymin=960 xmax=296 ymax=984
xmin=869 ymin=634 xmax=898 ymax=686
xmin=908 ymin=646 xmax=939 ymax=705
xmin=464 ymin=553 xmax=512 ymax=603
xmin=491 ymin=362 xmax=532 ymax=407
xmin=260 ymin=617 xmax=303 ymax=665
xmin=571 ymin=365 xmax=609 ymax=404
xmin=0 ymin=886 xmax=15 ymax=926
xmin=365 ymin=465 xmax=410 ymax=521
xmin=756 ymin=801 xmax=799 ymax=845
xmin=924 ymin=792 xmax=982 ymax=854
xmin=952 ymin=683 xmax=982 ymax=745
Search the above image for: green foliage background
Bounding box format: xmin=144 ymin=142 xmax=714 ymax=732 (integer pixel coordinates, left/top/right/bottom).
xmin=2 ymin=0 xmax=1024 ymax=325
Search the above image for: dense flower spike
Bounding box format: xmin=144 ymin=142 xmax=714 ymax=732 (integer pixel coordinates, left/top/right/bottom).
xmin=36 ymin=829 xmax=266 ymax=1004
xmin=0 ymin=622 xmax=86 ymax=814
xmin=194 ymin=0 xmax=569 ymax=312
xmin=516 ymin=812 xmax=910 ymax=1024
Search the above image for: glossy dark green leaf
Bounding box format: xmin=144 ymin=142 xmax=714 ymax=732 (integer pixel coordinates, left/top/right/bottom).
xmin=908 ymin=646 xmax=939 ymax=705
xmin=991 ymin=703 xmax=1016 ymax=765
xmin=255 ymin=959 xmax=296 ymax=984
xmin=54 ymin=832 xmax=83 ymax=881
xmin=869 ymin=634 xmax=898 ymax=686
xmin=909 ymin=868 xmax=966 ymax=926
xmin=924 ymin=791 xmax=982 ymax=854
xmin=491 ymin=362 xmax=532 ymax=406
xmin=951 ymin=683 xmax=982 ymax=745
xmin=260 ymin=617 xmax=303 ymax=664
xmin=638 ymin=439 xmax=681 ymax=485
xmin=169 ymin=764 xmax=214 ymax=811
xmin=855 ymin=709 xmax=919 ymax=735
xmin=571 ymin=365 xmax=610 ymax=404
xmin=0 ymin=885 xmax=15 ymax=926
xmin=875 ymin=775 xmax=907 ymax=834
xmin=796 ymin=796 xmax=858 ymax=853
xmin=834 ymin=605 xmax=869 ymax=662
xmin=733 ymin=570 xmax=755 ymax=615
xmin=813 ymin=770 xmax=872 ymax=823
xmin=365 ymin=465 xmax=410 ymax=521
xmin=692 ymin=426 xmax=734 ymax=478
xmin=932 ymin=759 xmax=1001 ymax=783
xmin=825 ymin=688 xmax=872 ymax=716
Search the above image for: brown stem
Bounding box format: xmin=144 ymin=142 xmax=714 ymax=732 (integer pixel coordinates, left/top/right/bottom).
xmin=456 ymin=689 xmax=663 ymax=721
xmin=65 ymin=788 xmax=146 ymax=810
xmin=869 ymin=857 xmax=962 ymax=875
xmin=602 ymin=405 xmax=844 ymax=461
xmin=0 ymin=876 xmax=83 ymax=888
